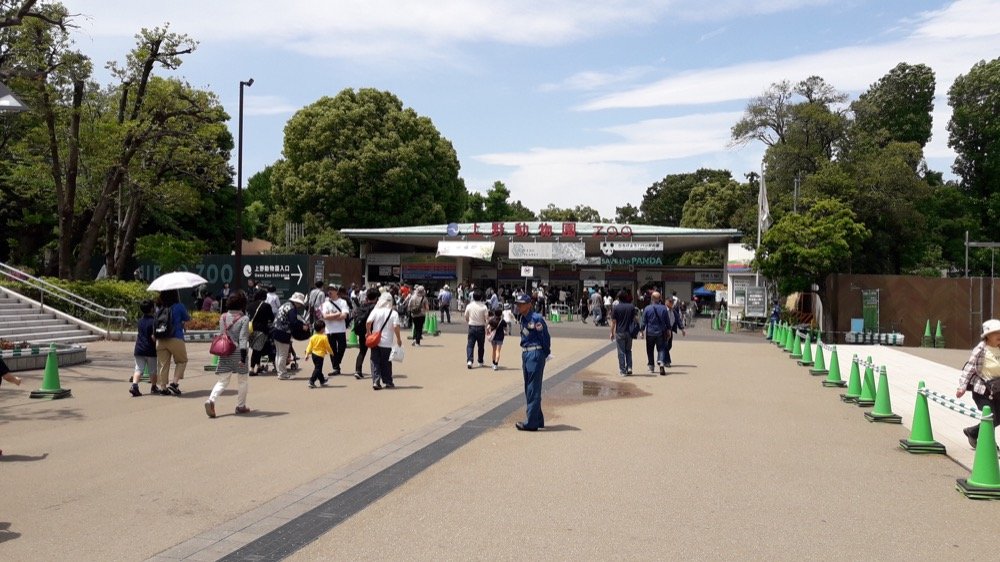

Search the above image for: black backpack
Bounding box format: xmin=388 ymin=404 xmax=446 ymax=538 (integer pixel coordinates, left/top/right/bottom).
xmin=154 ymin=305 xmax=173 ymax=338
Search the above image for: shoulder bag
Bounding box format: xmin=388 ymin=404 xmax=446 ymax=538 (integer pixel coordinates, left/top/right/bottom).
xmin=210 ymin=314 xmax=238 ymax=357
xmin=366 ymin=311 xmax=393 ymax=349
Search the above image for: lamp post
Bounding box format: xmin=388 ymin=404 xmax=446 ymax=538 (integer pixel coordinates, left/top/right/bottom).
xmin=0 ymin=80 xmax=30 ymax=113
xmin=235 ymin=78 xmax=253 ymax=291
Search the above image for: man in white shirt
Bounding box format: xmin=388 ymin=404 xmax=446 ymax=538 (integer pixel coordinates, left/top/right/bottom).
xmin=321 ymin=284 xmax=350 ymax=376
xmin=463 ymin=289 xmax=489 ymax=368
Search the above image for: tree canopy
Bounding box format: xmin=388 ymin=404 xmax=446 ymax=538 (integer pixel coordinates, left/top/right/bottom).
xmin=269 ymin=88 xmax=467 ymax=248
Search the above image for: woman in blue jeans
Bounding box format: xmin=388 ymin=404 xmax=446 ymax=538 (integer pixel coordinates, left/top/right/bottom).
xmin=609 ymin=289 xmax=638 ymax=376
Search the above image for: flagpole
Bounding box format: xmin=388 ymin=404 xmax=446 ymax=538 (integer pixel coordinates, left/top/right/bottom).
xmin=755 ymin=160 xmax=765 ymax=285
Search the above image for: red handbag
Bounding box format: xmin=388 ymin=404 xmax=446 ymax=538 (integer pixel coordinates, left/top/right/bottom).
xmin=210 ymin=315 xmax=238 ymax=357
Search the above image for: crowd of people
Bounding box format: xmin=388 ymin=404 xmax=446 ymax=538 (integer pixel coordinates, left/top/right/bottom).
xmin=122 ymin=280 xmax=554 ymax=429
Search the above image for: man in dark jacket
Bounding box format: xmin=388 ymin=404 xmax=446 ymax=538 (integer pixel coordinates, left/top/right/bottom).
xmin=352 ymin=288 xmax=380 ymax=379
xmin=641 ymin=292 xmax=672 ymax=376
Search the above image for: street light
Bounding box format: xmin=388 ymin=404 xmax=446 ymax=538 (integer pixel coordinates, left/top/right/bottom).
xmin=235 ymin=77 xmax=253 ymax=291
xmin=0 ymin=80 xmax=30 ymax=113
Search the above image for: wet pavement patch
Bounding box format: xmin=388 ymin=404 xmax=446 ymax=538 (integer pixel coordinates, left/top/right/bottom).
xmin=546 ymin=371 xmax=651 ymax=405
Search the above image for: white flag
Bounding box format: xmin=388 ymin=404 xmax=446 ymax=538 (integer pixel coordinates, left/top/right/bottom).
xmin=759 ymin=173 xmax=772 ymax=232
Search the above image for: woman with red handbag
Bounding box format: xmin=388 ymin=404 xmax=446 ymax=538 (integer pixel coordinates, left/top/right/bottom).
xmin=365 ymin=292 xmax=402 ymax=390
xmin=204 ymin=292 xmax=252 ymax=418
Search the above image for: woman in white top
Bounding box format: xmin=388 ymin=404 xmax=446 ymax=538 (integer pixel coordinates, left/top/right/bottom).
xmin=463 ymin=289 xmax=489 ymax=368
xmin=366 ymin=292 xmax=402 ymax=390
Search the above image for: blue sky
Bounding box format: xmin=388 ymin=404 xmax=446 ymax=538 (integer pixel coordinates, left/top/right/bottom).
xmin=64 ymin=0 xmax=1000 ymax=218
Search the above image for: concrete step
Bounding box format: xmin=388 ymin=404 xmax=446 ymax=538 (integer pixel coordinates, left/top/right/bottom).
xmin=0 ymin=318 xmax=65 ymax=331
xmin=0 ymin=323 xmax=83 ymax=338
xmin=25 ymin=333 xmax=101 ymax=346
xmin=5 ymin=329 xmax=96 ymax=342
xmin=0 ymin=303 xmax=36 ymax=313
xmin=0 ymin=313 xmax=56 ymax=322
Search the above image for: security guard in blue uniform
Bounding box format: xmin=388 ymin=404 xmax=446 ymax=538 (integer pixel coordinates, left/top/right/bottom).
xmin=514 ymin=293 xmax=551 ymax=431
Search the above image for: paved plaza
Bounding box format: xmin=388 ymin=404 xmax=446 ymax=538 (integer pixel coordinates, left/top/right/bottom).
xmin=2 ymin=319 xmax=998 ymax=561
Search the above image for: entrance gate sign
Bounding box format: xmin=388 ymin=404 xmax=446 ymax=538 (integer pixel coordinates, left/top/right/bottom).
xmin=599 ymin=241 xmax=664 ymax=266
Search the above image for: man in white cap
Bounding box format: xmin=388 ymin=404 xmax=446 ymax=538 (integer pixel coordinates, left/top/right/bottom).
xmin=272 ymin=292 xmax=307 ymax=380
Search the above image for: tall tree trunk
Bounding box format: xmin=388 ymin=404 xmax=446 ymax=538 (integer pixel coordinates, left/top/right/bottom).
xmin=113 ymin=188 xmax=143 ymax=278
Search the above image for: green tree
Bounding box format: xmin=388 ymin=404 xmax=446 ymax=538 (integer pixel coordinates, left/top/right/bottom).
xmin=851 ymin=63 xmax=935 ymax=148
xmin=754 ymin=199 xmax=869 ymax=294
xmin=640 ymin=169 xmax=732 ymax=226
xmin=615 ymin=203 xmax=640 ymax=223
xmin=463 ymin=181 xmax=536 ymax=222
xmin=270 ymin=88 xmax=467 ymax=245
xmin=677 ymin=177 xmax=755 ymax=266
xmin=537 ymin=204 xmax=601 ymax=222
xmin=948 ymin=57 xmax=1000 ymax=239
xmin=243 ymin=165 xmax=274 ymax=239
xmin=134 ymin=233 xmax=207 ymax=273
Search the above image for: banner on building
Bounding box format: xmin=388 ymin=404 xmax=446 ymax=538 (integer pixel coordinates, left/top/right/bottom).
xmin=509 ymin=242 xmax=586 ymax=262
xmin=436 ymin=241 xmax=495 ymax=260
xmin=862 ymin=289 xmax=879 ymax=332
xmin=599 ymin=241 xmax=663 ymax=266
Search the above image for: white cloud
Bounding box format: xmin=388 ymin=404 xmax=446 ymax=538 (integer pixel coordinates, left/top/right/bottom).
xmin=539 ymin=67 xmax=654 ymax=93
xmin=66 ymin=0 xmax=841 ymax=61
xmin=243 ymin=95 xmax=298 ymax=117
xmin=475 ymin=112 xmax=753 ymax=216
xmin=578 ymin=0 xmax=1000 ymax=111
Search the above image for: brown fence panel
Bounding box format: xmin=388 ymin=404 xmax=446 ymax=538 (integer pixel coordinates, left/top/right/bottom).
xmin=825 ymin=274 xmax=1000 ymax=349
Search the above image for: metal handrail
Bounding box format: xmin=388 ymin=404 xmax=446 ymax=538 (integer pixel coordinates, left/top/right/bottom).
xmin=0 ymin=261 xmax=129 ymax=332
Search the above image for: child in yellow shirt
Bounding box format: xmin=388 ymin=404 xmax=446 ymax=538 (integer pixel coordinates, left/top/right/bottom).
xmin=305 ymin=321 xmax=333 ymax=388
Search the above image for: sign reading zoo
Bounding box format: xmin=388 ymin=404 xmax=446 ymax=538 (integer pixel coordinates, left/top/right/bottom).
xmin=599 ymin=241 xmax=664 ymax=266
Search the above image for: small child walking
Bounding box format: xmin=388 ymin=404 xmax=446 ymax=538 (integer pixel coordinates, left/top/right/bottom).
xmin=486 ymin=308 xmax=507 ymax=371
xmin=130 ymin=299 xmax=158 ymax=396
xmin=305 ymin=320 xmax=333 ymax=388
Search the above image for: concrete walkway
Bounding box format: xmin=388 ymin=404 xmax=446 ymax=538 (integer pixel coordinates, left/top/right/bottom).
xmin=1 ymin=320 xmax=996 ymax=561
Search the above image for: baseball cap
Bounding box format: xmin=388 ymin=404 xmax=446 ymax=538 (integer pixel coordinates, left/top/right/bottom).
xmin=514 ymin=294 xmax=532 ymax=304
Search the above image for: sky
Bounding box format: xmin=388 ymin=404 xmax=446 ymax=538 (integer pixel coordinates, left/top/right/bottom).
xmin=60 ymin=0 xmax=1000 ymax=219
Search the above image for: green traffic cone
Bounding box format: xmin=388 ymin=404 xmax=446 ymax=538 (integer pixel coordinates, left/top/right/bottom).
xmin=797 ymin=332 xmax=814 ymax=366
xmin=934 ymin=320 xmax=945 ymax=348
xmin=957 ymin=406 xmax=1000 ymax=498
xmin=29 ymin=344 xmax=72 ymax=399
xmin=809 ymin=339 xmax=827 ymax=375
xmin=840 ymin=354 xmax=862 ymax=401
xmin=140 ymin=364 xmax=151 ymax=383
xmin=347 ymin=328 xmax=359 ymax=348
xmin=822 ymin=346 xmax=846 ymax=387
xmin=724 ymin=315 xmax=732 ymax=334
xmin=784 ymin=326 xmax=795 ymax=353
xmin=900 ymin=381 xmax=946 ymax=453
xmin=204 ymin=353 xmax=220 ymax=371
xmin=430 ymin=313 xmax=439 ymax=335
xmin=766 ymin=320 xmax=773 ymax=340
xmin=921 ymin=320 xmax=933 ymax=348
xmin=790 ymin=330 xmax=802 ymax=359
xmin=856 ymin=358 xmax=877 ymax=407
xmin=865 ymin=366 xmax=902 ymax=423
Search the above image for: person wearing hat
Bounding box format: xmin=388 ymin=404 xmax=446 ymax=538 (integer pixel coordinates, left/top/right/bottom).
xmin=514 ymin=293 xmax=550 ymax=431
xmin=957 ymin=319 xmax=1000 ymax=448
xmin=321 ymin=284 xmax=350 ymax=376
xmin=438 ymin=284 xmax=453 ymax=324
xmin=272 ymin=292 xmax=307 ymax=380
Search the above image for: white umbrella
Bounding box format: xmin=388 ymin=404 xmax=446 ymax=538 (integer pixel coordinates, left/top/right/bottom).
xmin=147 ymin=271 xmax=209 ymax=292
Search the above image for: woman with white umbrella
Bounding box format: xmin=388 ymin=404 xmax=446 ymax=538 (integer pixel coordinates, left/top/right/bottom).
xmin=154 ymin=289 xmax=190 ymax=395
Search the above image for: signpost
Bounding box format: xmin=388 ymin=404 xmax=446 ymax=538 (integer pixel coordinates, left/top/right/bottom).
xmin=745 ymin=286 xmax=767 ymax=318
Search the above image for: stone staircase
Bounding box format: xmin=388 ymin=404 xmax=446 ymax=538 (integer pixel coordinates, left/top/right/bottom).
xmin=0 ymin=290 xmax=103 ymax=346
